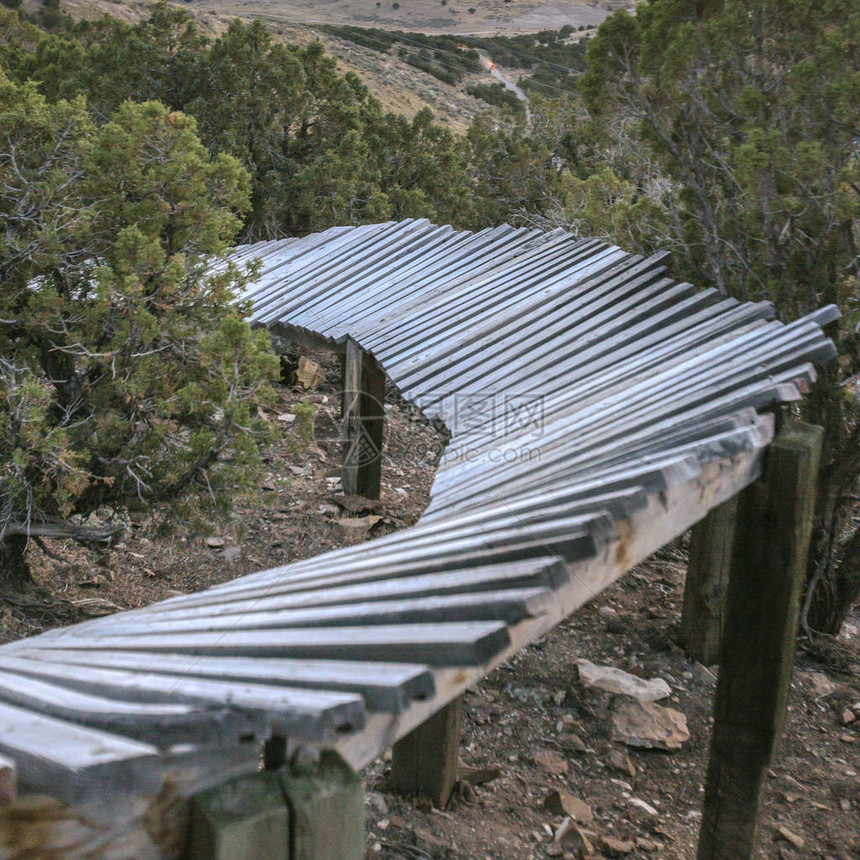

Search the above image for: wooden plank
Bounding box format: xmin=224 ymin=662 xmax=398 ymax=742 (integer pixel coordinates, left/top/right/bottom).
xmin=391 ymin=694 xmax=463 ymax=809
xmin=188 ymin=772 xmax=289 ymax=860
xmin=54 ymin=588 xmax=552 ymax=637
xmin=0 ymin=655 xmax=364 ymax=741
xmin=46 ymin=622 xmax=512 ymax=667
xmin=0 ymin=701 xmax=161 ymax=801
xmin=20 ymin=651 xmax=436 ymax=714
xmin=680 ymin=496 xmax=738 ymax=665
xmin=697 ymin=422 xmax=823 ymax=860
xmin=109 ymin=558 xmax=568 ymax=620
xmin=280 ymin=750 xmax=364 ymax=860
xmin=0 ymin=669 xmax=212 ymax=746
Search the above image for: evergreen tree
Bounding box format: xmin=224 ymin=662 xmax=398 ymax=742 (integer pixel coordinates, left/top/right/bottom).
xmin=0 ymin=78 xmax=277 ymax=585
xmin=581 ymin=0 xmax=860 ymax=634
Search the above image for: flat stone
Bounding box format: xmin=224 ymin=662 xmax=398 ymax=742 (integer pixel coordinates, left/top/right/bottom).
xmin=206 ymin=536 xmax=225 ymax=548
xmin=691 ymin=662 xmax=717 ymax=687
xmin=533 ymin=750 xmax=569 ymax=775
xmin=221 ymin=547 xmax=241 ymax=562
xmin=457 ymin=765 xmax=502 ymax=786
xmin=557 ymin=732 xmax=587 ymax=754
xmin=612 ymin=700 xmax=690 ymax=750
xmin=599 ymin=834 xmax=635 ymax=855
xmin=543 ymin=790 xmax=593 ymax=825
xmin=336 ymin=515 xmax=382 ymax=530
xmin=577 ymin=660 xmax=671 ymax=702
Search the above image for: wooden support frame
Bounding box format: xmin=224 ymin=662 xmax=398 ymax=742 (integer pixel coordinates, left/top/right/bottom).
xmin=697 ymin=422 xmax=823 ymax=860
xmin=390 ymin=694 xmax=464 ymax=809
xmin=679 ymin=495 xmax=738 ymax=665
xmin=342 ymin=338 xmax=385 ymax=500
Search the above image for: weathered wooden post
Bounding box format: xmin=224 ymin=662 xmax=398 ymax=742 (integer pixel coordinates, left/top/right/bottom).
xmin=342 ymin=338 xmax=385 ymax=500
xmin=187 ymin=750 xmax=364 ymax=860
xmin=390 ymin=695 xmax=464 ymax=809
xmin=697 ymin=422 xmax=823 ymax=860
xmin=679 ymin=496 xmax=738 ymax=665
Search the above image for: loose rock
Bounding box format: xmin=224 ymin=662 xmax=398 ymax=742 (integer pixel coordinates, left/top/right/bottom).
xmin=576 ymin=659 xmax=671 ymax=702
xmin=534 ymin=750 xmax=569 ymax=775
xmin=554 ymin=817 xmax=594 ymax=855
xmin=612 ymin=700 xmax=690 ymax=750
xmin=628 ymin=797 xmax=658 ymax=817
xmin=558 ymin=732 xmax=588 ymax=754
xmin=608 ymin=747 xmax=636 ymax=777
xmin=221 ymin=546 xmax=241 ymax=562
xmin=457 ymin=765 xmax=502 ymax=786
xmin=802 ymin=670 xmax=837 ymax=698
xmin=543 ymin=790 xmax=594 ymax=825
xmin=295 ymin=356 xmax=323 ymax=388
xmin=599 ymin=834 xmax=635 ymax=856
xmin=776 ymin=825 xmax=805 ymax=850
xmin=336 ymin=515 xmax=382 ymax=531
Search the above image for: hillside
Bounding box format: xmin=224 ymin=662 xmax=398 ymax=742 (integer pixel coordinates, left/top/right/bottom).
xmin=183 ymin=0 xmax=612 ymax=36
xmin=36 ymin=0 xmax=626 ymax=128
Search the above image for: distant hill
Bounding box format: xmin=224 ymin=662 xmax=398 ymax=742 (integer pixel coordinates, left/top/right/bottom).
xmin=43 ymin=0 xmax=632 ymax=128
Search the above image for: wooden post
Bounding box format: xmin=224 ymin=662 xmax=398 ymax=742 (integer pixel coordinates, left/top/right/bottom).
xmin=697 ymin=422 xmax=823 ymax=860
xmin=390 ymin=695 xmax=463 ymax=809
xmin=188 ymin=772 xmax=290 ymax=860
xmin=341 ymin=338 xmax=385 ymax=500
xmin=679 ymin=496 xmax=738 ymax=665
xmin=280 ymin=750 xmax=365 ymax=860
xmin=0 ymin=756 xmax=16 ymax=807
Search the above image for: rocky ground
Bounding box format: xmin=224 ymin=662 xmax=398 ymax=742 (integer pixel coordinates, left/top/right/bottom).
xmin=1 ymin=346 xmax=858 ymax=859
xmin=362 ymin=551 xmax=860 ymax=859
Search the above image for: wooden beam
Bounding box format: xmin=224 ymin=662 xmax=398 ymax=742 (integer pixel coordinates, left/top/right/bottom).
xmin=280 ymin=750 xmax=364 ymax=860
xmin=390 ymin=694 xmax=463 ymax=809
xmin=679 ymin=495 xmax=738 ymax=665
xmin=341 ymin=338 xmax=385 ymax=500
xmin=697 ymin=422 xmax=823 ymax=860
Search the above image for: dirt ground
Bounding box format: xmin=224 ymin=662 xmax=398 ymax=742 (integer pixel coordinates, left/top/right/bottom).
xmin=363 ymin=556 xmax=860 ymax=860
xmin=1 ymin=347 xmax=858 ymax=859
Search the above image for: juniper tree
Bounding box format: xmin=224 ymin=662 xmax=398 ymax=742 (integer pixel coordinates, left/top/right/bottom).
xmin=581 ymin=0 xmax=860 ymax=634
xmin=0 ymin=78 xmax=278 ymax=586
